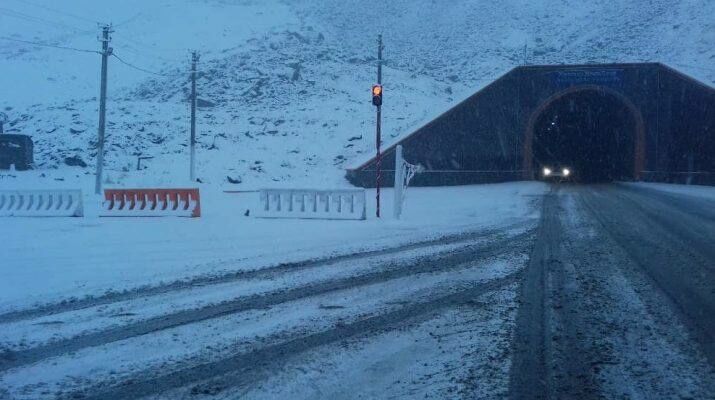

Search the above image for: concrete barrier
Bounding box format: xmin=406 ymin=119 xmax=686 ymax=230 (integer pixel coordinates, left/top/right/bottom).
xmin=0 ymin=189 xmax=83 ymax=217
xmin=255 ymin=189 xmax=366 ymax=220
xmin=102 ymin=188 xmax=201 ymax=217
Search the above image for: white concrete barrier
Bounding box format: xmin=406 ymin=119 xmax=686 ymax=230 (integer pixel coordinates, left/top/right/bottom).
xmin=0 ymin=190 xmax=83 ymax=217
xmin=256 ymin=189 xmax=366 ymax=220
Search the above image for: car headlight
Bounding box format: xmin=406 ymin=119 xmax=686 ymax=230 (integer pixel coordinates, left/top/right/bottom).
xmin=543 ymin=167 xmax=552 ymax=176
xmin=562 ymin=168 xmax=570 ymax=176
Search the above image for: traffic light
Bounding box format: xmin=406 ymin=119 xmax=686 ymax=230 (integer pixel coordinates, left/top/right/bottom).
xmin=372 ymin=84 xmax=383 ymax=106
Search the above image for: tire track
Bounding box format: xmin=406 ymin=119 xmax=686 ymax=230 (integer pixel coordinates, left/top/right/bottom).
xmin=509 ymin=188 xmax=602 ymax=400
xmin=509 ymin=191 xmax=552 ymax=400
xmin=65 ymin=272 xmax=522 ymax=400
xmin=0 ymin=225 xmax=525 ymax=325
xmin=0 ymin=230 xmax=533 ymax=373
xmin=568 ymin=186 xmax=715 ymax=398
xmin=579 ymin=187 xmax=715 ymax=368
xmin=611 ymin=186 xmax=715 ymax=263
xmin=617 ymin=184 xmax=715 ymax=223
xmin=546 ymin=190 xmax=607 ymax=399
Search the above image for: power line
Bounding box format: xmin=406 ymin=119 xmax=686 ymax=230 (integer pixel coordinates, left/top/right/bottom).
xmin=111 ymin=38 xmax=186 ymax=63
xmin=112 ymin=32 xmax=187 ymax=54
xmin=6 ymin=0 xmax=102 ymax=25
xmin=0 ymin=36 xmax=194 ymax=74
xmin=0 ymin=36 xmax=100 ymax=54
xmin=112 ymin=51 xmax=192 ymax=77
xmin=0 ymin=7 xmax=94 ymax=34
xmin=113 ymin=12 xmax=144 ymax=29
xmin=112 ymin=52 xmax=167 ymax=75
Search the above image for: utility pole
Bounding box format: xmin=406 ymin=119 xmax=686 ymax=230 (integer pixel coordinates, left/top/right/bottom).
xmin=94 ymin=24 xmax=113 ymax=195
xmin=375 ymin=34 xmax=384 ymax=218
xmin=190 ymin=51 xmax=199 ymax=182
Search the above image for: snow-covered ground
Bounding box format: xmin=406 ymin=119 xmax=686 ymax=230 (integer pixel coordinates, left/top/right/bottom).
xmin=0 ymin=173 xmax=545 ymax=313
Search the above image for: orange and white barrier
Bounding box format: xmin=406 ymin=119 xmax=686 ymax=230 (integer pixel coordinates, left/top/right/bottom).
xmin=255 ymin=189 xmax=366 ymax=220
xmin=0 ymin=190 xmax=83 ymax=217
xmin=101 ymin=188 xmax=201 ymax=217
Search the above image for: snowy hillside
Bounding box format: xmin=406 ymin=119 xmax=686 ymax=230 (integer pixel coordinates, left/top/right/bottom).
xmin=1 ymin=0 xmax=713 ymax=188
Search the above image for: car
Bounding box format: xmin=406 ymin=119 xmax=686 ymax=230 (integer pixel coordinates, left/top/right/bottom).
xmin=540 ymin=165 xmax=572 ymax=181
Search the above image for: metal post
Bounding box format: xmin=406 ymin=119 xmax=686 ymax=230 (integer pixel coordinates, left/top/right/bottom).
xmin=190 ymin=51 xmax=199 ymax=182
xmin=393 ymin=145 xmax=404 ymax=219
xmin=375 ymin=34 xmax=383 ymax=218
xmin=94 ymin=24 xmax=112 ymax=195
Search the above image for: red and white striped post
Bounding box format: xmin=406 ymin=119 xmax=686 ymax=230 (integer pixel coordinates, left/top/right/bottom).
xmin=374 ymin=34 xmax=384 ymax=218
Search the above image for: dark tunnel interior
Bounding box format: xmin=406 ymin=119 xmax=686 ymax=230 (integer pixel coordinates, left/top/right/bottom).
xmin=532 ymin=89 xmax=637 ymax=182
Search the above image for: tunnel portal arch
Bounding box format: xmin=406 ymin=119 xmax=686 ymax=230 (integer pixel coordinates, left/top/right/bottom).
xmin=523 ymin=85 xmax=646 ymax=181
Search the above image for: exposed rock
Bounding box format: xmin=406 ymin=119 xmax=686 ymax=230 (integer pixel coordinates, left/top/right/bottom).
xmin=197 ymin=99 xmax=216 ymax=108
xmin=226 ymin=175 xmax=242 ymax=184
xmin=64 ymin=155 xmax=87 ymax=168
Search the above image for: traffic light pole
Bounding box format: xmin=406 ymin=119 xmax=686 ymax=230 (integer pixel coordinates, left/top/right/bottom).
xmin=95 ymin=24 xmax=112 ymax=195
xmin=375 ymin=34 xmax=383 ymax=218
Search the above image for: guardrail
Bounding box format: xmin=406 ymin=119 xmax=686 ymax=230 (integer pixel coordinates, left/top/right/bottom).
xmin=0 ymin=189 xmax=83 ymax=217
xmin=101 ymin=188 xmax=201 ymax=217
xmin=255 ymin=189 xmax=366 ymax=220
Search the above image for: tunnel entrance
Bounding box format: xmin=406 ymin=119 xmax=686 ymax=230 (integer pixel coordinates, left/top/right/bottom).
xmin=528 ymin=87 xmax=644 ymax=183
xmin=348 ymin=63 xmax=715 ymax=188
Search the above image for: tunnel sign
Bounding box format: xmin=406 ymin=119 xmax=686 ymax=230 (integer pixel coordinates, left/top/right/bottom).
xmin=551 ymin=69 xmax=624 ymax=88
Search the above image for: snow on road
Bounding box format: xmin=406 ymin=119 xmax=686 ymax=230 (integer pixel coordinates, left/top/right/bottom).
xmin=0 ymin=187 xmax=536 ymax=399
xmin=558 ymin=190 xmax=715 ymax=398
xmin=507 ymin=185 xmax=715 ymax=399
xmin=229 ymin=285 xmax=518 ymax=400
xmin=0 ymin=255 xmax=525 ymax=399
xmin=0 ymin=235 xmax=514 ymax=351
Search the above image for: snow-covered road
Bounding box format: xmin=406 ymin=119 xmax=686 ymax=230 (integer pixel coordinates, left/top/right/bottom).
xmin=2 ymin=182 xmax=715 ymax=399
xmin=0 ymin=216 xmax=534 ymax=399
xmin=510 ymin=184 xmax=715 ymax=399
